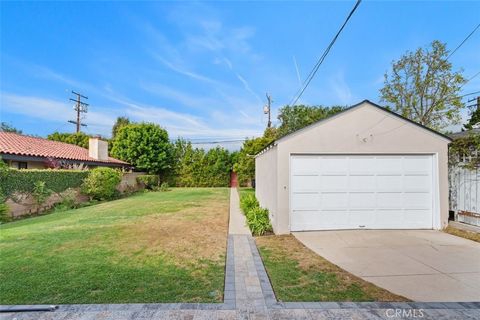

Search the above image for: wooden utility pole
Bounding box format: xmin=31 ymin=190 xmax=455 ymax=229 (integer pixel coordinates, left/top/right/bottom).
xmin=264 ymin=93 xmax=272 ymax=128
xmin=68 ymin=91 xmax=88 ymax=133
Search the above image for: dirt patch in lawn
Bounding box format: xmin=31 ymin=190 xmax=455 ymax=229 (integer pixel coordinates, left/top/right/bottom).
xmin=444 ymin=226 xmax=480 ymax=243
xmin=256 ymin=235 xmax=408 ymax=302
xmin=116 ymin=197 xmax=229 ymax=265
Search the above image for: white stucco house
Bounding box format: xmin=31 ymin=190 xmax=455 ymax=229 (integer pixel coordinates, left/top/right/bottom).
xmin=255 ymin=100 xmax=452 ymax=234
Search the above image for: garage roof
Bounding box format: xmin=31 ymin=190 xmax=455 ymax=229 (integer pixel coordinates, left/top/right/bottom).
xmin=257 ymin=100 xmax=452 ymax=156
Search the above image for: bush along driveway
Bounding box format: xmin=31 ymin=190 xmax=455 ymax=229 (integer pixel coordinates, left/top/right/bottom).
xmin=0 ymin=188 xmax=229 ymax=304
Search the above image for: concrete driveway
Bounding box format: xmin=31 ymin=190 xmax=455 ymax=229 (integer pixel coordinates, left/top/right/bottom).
xmin=293 ymin=230 xmax=480 ymax=302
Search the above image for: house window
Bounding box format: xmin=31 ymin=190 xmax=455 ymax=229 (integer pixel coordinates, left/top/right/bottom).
xmin=17 ymin=162 xmax=27 ymax=169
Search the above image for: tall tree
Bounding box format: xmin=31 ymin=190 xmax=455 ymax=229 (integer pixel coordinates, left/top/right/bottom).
xmin=47 ymin=132 xmax=90 ymax=148
xmin=0 ymin=122 xmax=22 ymax=134
xmin=464 ymin=98 xmax=480 ymax=130
xmin=276 ymin=105 xmax=345 ymax=138
xmin=111 ymin=123 xmax=172 ymax=174
xmin=112 ymin=116 xmax=131 ymax=139
xmin=380 ymin=40 xmax=466 ymax=131
xmin=234 ymin=127 xmax=277 ymax=185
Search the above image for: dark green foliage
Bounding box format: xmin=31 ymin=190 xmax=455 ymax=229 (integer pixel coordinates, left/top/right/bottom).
xmin=112 ymin=116 xmax=131 ymax=139
xmin=0 ymin=169 xmax=88 ymax=198
xmin=380 ymin=40 xmax=466 ymax=130
xmin=0 ymin=122 xmax=22 ymax=134
xmin=239 ymin=191 xmax=272 ymax=236
xmin=168 ymin=139 xmax=233 ymax=187
xmin=0 ymin=195 xmax=10 ymax=223
xmin=464 ymin=101 xmax=480 ymax=130
xmin=81 ymin=167 xmax=122 ymax=200
xmin=234 ymin=128 xmax=277 ymax=186
xmin=449 ymin=133 xmax=480 ymax=169
xmin=47 ymin=132 xmax=91 ymax=149
xmin=276 ymin=105 xmax=345 ymax=138
xmin=136 ymin=174 xmax=160 ymax=189
xmin=111 ymin=123 xmax=172 ymax=174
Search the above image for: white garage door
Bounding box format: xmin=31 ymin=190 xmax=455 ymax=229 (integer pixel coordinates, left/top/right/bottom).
xmin=290 ymin=155 xmax=434 ymax=231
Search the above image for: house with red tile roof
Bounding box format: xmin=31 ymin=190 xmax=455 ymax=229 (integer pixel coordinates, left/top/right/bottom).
xmin=0 ymin=132 xmax=129 ymax=169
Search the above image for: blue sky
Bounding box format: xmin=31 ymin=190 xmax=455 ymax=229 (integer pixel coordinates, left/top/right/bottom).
xmin=1 ymin=1 xmax=479 ymax=149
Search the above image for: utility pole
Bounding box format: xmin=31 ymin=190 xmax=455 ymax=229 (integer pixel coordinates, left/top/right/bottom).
xmin=68 ymin=91 xmax=88 ymax=133
xmin=264 ymin=93 xmax=272 ymax=128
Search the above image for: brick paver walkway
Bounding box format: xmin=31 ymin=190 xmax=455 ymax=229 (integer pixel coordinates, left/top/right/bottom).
xmin=1 ymin=188 xmax=479 ymax=319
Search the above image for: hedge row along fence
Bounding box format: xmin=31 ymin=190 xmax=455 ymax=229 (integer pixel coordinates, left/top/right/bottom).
xmin=0 ymin=169 xmax=89 ymax=198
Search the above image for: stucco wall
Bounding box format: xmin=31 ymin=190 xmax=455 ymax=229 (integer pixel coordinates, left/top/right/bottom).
xmin=271 ymin=102 xmax=450 ymax=234
xmin=255 ymin=146 xmax=278 ymax=232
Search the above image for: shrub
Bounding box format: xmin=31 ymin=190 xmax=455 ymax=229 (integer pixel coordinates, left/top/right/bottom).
xmin=245 ymin=207 xmax=272 ymax=236
xmin=55 ymin=188 xmax=79 ymax=211
xmin=240 ymin=193 xmax=259 ymax=214
xmin=32 ymin=181 xmax=52 ymax=213
xmin=159 ymin=182 xmax=170 ymax=192
xmin=136 ymin=174 xmax=160 ymax=189
xmin=81 ymin=167 xmax=122 ymax=200
xmin=239 ymin=192 xmax=272 ymax=236
xmin=0 ymin=194 xmax=10 ymax=223
xmin=0 ymin=169 xmax=88 ymax=199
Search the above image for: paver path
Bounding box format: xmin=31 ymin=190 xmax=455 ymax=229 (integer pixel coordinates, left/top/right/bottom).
xmin=1 ymin=188 xmax=479 ymax=319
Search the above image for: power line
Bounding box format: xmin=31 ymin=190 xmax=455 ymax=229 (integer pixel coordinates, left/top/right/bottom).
xmin=447 ymin=23 xmax=480 ymax=60
xmin=288 ymin=0 xmax=362 ymax=106
xmin=464 ymin=70 xmax=480 ymax=85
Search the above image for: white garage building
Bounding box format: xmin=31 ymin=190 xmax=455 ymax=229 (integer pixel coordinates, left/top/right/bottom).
xmin=255 ymin=100 xmax=451 ymax=234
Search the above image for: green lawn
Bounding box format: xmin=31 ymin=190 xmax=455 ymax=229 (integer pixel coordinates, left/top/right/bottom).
xmin=0 ymin=188 xmax=229 ymax=304
xmin=256 ymin=235 xmax=408 ymax=302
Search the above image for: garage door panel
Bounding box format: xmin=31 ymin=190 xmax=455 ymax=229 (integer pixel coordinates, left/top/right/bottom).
xmin=349 ymin=175 xmax=376 ymax=191
xmin=291 ymin=193 xmax=319 ymax=210
xmin=404 ymin=193 xmax=431 ymax=209
xmin=376 ymin=157 xmax=403 ymax=174
xmin=377 ymin=175 xmax=403 ymax=191
xmin=349 ymin=210 xmax=374 ymax=227
xmin=291 ymin=211 xmax=348 ymax=231
xmin=291 ymin=156 xmax=319 ymax=173
xmin=374 ymin=210 xmax=406 ymax=228
xmin=290 ymin=155 xmax=434 ymax=231
xmin=320 ymin=175 xmax=348 ymax=190
xmin=404 ymin=209 xmax=432 ymax=227
xmin=291 ymin=175 xmax=319 ymax=191
xmin=349 ymin=156 xmax=375 ymax=174
xmin=404 ymin=156 xmax=431 ymax=173
xmin=322 ymin=193 xmax=348 ymax=209
xmin=349 ymin=192 xmax=376 ymax=208
xmin=377 ymin=192 xmax=404 ymax=209
xmin=404 ymin=175 xmax=430 ymax=191
xmin=320 ymin=157 xmax=348 ymax=174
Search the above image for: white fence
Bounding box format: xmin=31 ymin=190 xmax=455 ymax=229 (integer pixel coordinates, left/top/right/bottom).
xmin=449 ymin=165 xmax=480 ymax=226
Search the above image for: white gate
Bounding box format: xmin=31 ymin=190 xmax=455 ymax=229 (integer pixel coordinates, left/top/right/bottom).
xmin=449 ymin=165 xmax=480 ymax=226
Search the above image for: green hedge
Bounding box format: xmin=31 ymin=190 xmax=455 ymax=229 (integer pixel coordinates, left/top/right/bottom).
xmin=0 ymin=169 xmax=89 ymax=198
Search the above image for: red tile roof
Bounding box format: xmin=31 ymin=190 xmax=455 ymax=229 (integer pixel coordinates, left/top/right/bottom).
xmin=0 ymin=132 xmax=128 ymax=165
